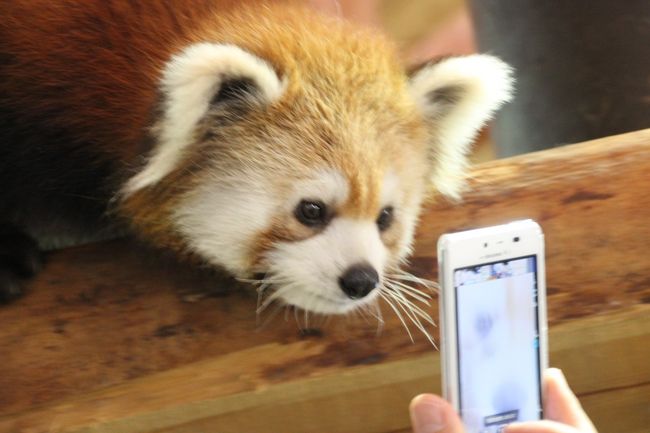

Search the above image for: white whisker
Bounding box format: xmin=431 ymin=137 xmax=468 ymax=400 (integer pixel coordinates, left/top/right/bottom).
xmin=379 ymin=291 xmax=414 ymax=343
xmin=255 ymin=301 xmax=285 ymax=331
xmin=357 ymin=303 xmax=375 ymax=326
xmin=385 ymin=289 xmax=425 ymax=330
xmin=387 ymin=272 xmax=438 ymax=293
xmin=390 ymin=269 xmax=434 ymax=283
xmin=237 ymin=277 xmax=285 ymax=285
xmin=255 ymin=282 xmax=272 ymax=323
xmin=294 ymin=305 xmax=303 ymax=331
xmin=256 ymin=283 xmax=294 ymax=315
xmin=384 ymin=278 xmax=431 ymax=303
xmin=385 ymin=284 xmax=436 ymax=326
xmin=386 ymin=283 xmax=434 ymax=325
xmin=367 ymin=299 xmax=384 ymax=337
xmin=246 ymin=266 xmax=436 ymax=345
xmin=388 ymin=291 xmax=436 ymax=347
xmin=382 ymin=281 xmax=437 ymax=347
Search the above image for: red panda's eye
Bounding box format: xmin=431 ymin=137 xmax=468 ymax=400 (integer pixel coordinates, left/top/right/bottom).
xmin=377 ymin=206 xmax=394 ymax=232
xmin=295 ymin=200 xmax=328 ymax=227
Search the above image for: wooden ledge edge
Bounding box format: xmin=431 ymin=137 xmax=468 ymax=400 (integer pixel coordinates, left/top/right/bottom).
xmin=2 ymin=305 xmax=648 ymax=433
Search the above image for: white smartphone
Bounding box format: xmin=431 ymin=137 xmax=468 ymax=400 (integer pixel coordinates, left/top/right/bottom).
xmin=438 ymin=220 xmax=548 ymax=433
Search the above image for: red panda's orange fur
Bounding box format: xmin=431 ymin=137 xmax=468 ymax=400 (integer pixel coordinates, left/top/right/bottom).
xmin=2 ymin=1 xmax=236 ymax=163
xmin=1 ymin=1 xmax=426 ymax=260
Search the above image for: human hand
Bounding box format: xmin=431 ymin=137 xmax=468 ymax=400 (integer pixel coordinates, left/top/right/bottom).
xmin=307 ymin=0 xmax=475 ymax=66
xmin=409 ymin=368 xmax=598 ymax=433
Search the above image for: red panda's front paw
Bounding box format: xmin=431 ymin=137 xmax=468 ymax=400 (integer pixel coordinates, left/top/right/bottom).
xmin=0 ymin=224 xmax=43 ymax=303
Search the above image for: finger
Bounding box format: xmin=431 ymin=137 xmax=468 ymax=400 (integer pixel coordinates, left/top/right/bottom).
xmin=404 ymin=9 xmax=476 ymax=66
xmin=505 ymin=419 xmax=579 ymax=433
xmin=410 ymin=394 xmax=465 ymax=433
xmin=307 ymin=0 xmax=381 ymax=27
xmin=543 ymin=369 xmax=598 ymax=432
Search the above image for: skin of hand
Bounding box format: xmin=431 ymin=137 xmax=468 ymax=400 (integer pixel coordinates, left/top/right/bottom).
xmin=409 ymin=368 xmax=598 ymax=433
xmin=308 ymin=0 xmax=475 ymax=66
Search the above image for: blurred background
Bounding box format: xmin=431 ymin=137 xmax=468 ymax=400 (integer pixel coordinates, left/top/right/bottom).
xmin=310 ymin=0 xmax=650 ymax=161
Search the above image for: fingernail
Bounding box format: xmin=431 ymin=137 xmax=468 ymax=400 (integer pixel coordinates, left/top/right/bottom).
xmin=411 ymin=395 xmax=447 ymax=433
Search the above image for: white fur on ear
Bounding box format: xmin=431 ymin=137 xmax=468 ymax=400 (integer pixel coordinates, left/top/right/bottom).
xmin=124 ymin=43 xmax=285 ymax=195
xmin=409 ymin=55 xmax=514 ymax=199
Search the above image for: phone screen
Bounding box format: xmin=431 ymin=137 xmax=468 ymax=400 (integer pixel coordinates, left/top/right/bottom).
xmin=454 ymin=255 xmax=542 ymax=433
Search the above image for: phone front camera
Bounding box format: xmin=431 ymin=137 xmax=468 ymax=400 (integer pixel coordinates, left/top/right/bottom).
xmin=483 ymin=242 xmax=488 ymax=248
xmin=513 ymin=237 xmax=520 ymax=242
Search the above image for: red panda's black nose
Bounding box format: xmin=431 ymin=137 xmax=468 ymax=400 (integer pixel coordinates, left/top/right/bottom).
xmin=339 ymin=263 xmax=379 ymax=299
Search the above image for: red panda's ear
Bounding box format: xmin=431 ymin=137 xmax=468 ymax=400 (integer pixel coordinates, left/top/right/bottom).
xmin=409 ymin=55 xmax=514 ymax=200
xmin=123 ymin=43 xmax=285 ymax=195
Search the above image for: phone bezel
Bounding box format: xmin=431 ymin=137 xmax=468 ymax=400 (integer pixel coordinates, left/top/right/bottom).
xmin=437 ymin=220 xmax=549 ymax=423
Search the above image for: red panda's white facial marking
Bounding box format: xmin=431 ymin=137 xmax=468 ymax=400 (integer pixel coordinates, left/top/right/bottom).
xmin=172 ymin=174 xmax=277 ymax=276
xmin=284 ymin=169 xmax=350 ymax=221
xmin=264 ymin=217 xmax=388 ymax=314
xmin=172 ymin=162 xmax=417 ymax=315
xmin=172 ymin=168 xmax=353 ymax=279
xmin=250 ymin=169 xmax=420 ymax=315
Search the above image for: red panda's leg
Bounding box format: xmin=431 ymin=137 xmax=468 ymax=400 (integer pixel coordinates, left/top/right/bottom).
xmin=0 ymin=224 xmax=43 ymax=303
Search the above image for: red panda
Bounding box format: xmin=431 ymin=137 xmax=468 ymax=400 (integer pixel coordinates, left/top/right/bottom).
xmin=0 ymin=1 xmax=512 ymax=319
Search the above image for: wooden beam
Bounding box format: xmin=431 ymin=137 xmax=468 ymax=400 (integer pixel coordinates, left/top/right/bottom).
xmin=1 ymin=129 xmax=649 ymax=432
xmin=413 ymin=128 xmax=650 ymax=325
xmin=2 ymin=306 xmax=648 ymax=433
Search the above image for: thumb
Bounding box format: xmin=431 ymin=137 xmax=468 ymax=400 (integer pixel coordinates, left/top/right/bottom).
xmin=543 ymin=368 xmax=598 ymax=432
xmin=410 ymin=394 xmax=465 ymax=433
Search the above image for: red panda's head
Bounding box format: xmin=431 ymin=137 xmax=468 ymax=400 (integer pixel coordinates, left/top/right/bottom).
xmin=121 ymin=7 xmax=513 ymax=316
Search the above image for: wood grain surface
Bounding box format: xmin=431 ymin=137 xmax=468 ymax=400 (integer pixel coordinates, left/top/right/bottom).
xmin=1 ymin=129 xmax=649 ymax=432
